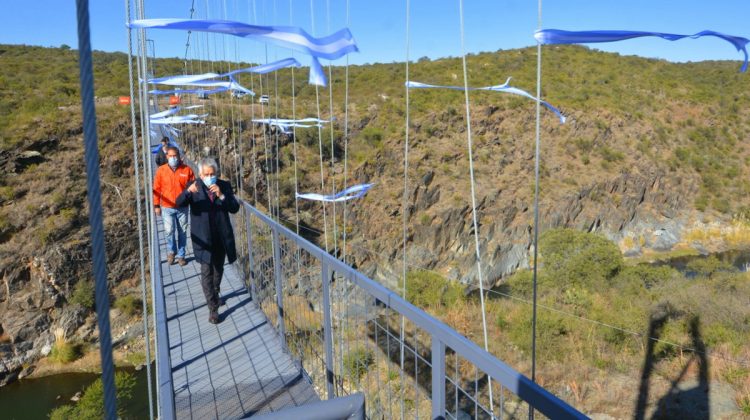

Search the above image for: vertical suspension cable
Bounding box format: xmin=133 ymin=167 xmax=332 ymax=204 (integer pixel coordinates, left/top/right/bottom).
xmin=399 ymin=0 xmax=412 ymax=418
xmin=75 ymin=0 xmax=118 ymax=417
xmin=272 ymin=0 xmax=282 ymax=221
xmin=310 ymin=0 xmax=330 ymax=252
xmin=134 ymin=1 xmax=163 ymax=417
xmin=457 ymin=0 xmax=494 ymax=415
xmin=341 ymin=0 xmax=350 ymax=266
xmin=124 ymin=0 xmax=154 ymax=418
xmin=289 ymin=0 xmax=300 ymax=236
xmin=530 ymin=0 xmax=543 ymax=419
xmin=249 ymin=0 xmax=259 ymax=207
xmin=325 ymin=0 xmax=339 ymax=258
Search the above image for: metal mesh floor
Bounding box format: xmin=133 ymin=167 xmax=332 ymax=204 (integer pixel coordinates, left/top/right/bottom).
xmin=157 ymin=219 xmax=318 ymax=419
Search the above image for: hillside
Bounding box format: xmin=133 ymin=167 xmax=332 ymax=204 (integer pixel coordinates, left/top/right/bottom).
xmin=1 ymin=43 xmax=749 ymax=416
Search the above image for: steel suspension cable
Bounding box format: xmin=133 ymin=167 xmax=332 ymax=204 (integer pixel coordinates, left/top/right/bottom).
xmin=310 ymin=0 xmax=330 ymax=252
xmin=325 ymin=0 xmax=339 ymax=258
xmin=134 ymin=0 xmax=163 ymax=416
xmin=341 ymin=0 xmax=350 ymax=266
xmin=75 ymin=0 xmax=117 ymax=417
xmin=530 ymin=0 xmax=543 ymax=418
xmin=399 ymin=0 xmax=412 ymax=418
xmin=124 ymin=0 xmax=154 ymax=418
xmin=457 ymin=0 xmax=495 ymax=414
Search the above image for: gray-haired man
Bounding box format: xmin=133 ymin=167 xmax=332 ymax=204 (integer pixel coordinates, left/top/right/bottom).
xmin=177 ymin=158 xmax=240 ymax=324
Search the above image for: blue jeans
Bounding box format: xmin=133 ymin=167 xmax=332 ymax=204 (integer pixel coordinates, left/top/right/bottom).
xmin=162 ymin=206 xmax=188 ymax=258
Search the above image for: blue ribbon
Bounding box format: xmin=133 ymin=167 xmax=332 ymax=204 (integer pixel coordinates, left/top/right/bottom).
xmin=535 ymin=29 xmax=749 ymax=72
xmin=149 ymin=86 xmax=229 ymax=96
xmin=297 ymin=183 xmax=374 ymax=202
xmin=129 ymin=19 xmax=359 ymax=86
xmin=407 ymin=79 xmax=566 ymax=124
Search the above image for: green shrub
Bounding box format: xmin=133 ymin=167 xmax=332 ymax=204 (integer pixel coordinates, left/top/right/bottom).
xmin=48 ymin=341 xmax=82 ymax=364
xmin=685 ymin=256 xmax=735 ymax=278
xmin=405 ymin=270 xmax=464 ymax=308
xmin=114 ymin=295 xmax=143 ymax=317
xmin=539 ymin=228 xmax=624 ymax=288
xmin=614 ymin=264 xmax=679 ymax=290
xmin=70 ymin=280 xmax=95 ymax=309
xmin=343 ymin=347 xmax=374 ymax=382
xmin=49 ymin=371 xmax=136 ymax=420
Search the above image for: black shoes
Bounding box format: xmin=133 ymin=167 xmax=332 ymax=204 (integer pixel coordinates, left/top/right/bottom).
xmin=208 ymin=309 xmax=220 ymax=324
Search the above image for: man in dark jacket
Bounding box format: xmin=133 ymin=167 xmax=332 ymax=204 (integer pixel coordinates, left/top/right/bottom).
xmin=176 ymin=157 xmax=240 ymax=324
xmin=155 ymin=137 xmax=170 ymax=166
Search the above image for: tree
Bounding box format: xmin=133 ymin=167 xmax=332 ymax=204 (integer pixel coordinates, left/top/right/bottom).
xmin=49 ymin=372 xmax=136 ymax=419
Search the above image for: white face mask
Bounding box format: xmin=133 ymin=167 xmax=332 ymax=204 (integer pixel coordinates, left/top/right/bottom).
xmin=168 ymin=157 xmax=179 ymax=168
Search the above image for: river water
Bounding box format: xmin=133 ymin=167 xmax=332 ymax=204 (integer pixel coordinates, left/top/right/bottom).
xmin=0 ymin=364 xmax=154 ymax=419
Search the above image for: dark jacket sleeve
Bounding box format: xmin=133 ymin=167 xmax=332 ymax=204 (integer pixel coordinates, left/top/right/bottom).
xmin=217 ymin=181 xmax=240 ymax=214
xmin=175 ymin=182 xmax=195 ymax=207
xmin=155 ymin=150 xmax=167 ymax=166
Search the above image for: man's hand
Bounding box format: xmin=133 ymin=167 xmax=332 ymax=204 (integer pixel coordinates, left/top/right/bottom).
xmin=154 ymin=206 xmax=161 ymax=216
xmin=208 ymin=184 xmax=221 ymax=196
xmin=188 ymin=182 xmax=199 ymax=193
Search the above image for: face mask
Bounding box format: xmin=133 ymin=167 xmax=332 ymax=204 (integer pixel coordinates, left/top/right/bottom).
xmin=203 ymin=175 xmax=217 ymax=187
xmin=168 ymin=157 xmax=179 ymax=168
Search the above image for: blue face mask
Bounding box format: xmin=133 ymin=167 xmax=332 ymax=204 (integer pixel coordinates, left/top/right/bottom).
xmin=203 ymin=175 xmax=217 ymax=187
xmin=168 ymin=157 xmax=179 ymax=168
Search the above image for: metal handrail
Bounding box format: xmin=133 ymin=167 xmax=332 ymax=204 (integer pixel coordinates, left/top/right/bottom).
xmin=151 ymin=188 xmax=176 ymax=420
xmin=243 ymin=201 xmax=587 ymax=419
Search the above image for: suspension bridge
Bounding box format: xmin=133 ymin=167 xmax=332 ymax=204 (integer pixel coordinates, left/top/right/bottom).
xmin=67 ymin=0 xmax=750 ymax=418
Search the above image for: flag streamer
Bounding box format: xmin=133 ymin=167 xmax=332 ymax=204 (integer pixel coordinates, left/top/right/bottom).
xmin=296 ymin=183 xmax=373 ymax=202
xmin=535 ymin=29 xmax=749 ymax=72
xmin=407 ymin=78 xmax=566 ymax=123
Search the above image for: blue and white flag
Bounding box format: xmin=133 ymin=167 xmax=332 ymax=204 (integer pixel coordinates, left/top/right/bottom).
xmin=224 ymin=57 xmax=302 ymax=77
xmin=535 ymin=29 xmax=749 ymax=72
xmin=150 ymin=114 xmax=208 ymax=125
xmin=149 ymin=87 xmax=229 ymax=96
xmin=129 ymin=19 xmax=358 ymax=59
xmin=129 ymin=19 xmax=358 ymax=85
xmin=297 ymin=183 xmax=373 ymax=202
xmin=407 ymin=78 xmax=566 ymax=123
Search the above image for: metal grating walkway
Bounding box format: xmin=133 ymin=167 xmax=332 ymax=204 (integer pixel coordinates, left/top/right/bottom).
xmin=156 ymin=216 xmax=319 ymax=419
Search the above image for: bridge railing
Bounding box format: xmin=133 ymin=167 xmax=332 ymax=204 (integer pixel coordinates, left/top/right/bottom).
xmin=242 ymin=202 xmax=586 ymax=419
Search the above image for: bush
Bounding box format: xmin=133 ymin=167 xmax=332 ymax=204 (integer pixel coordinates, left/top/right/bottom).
xmin=48 ymin=327 xmax=82 ymax=364
xmin=49 ymin=342 xmax=81 ymax=364
xmin=539 ymin=228 xmax=624 ymax=288
xmin=49 ymin=371 xmax=136 ymax=420
xmin=685 ymin=255 xmax=735 ymax=278
xmin=343 ymin=347 xmax=374 ymax=382
xmin=114 ymin=295 xmax=143 ymax=317
xmin=405 ymin=270 xmax=464 ymax=308
xmin=70 ymin=280 xmax=95 ymax=309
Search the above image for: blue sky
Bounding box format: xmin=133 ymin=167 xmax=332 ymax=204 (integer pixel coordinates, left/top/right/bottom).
xmin=1 ymin=1 xmax=749 ymax=67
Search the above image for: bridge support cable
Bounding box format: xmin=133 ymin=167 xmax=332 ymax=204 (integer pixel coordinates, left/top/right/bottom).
xmin=124 ymin=0 xmax=155 ymax=418
xmin=530 ymin=0 xmax=544 ymax=418
xmin=456 ymin=0 xmax=496 ymax=415
xmin=309 ymin=0 xmax=330 ymax=253
xmin=399 ymin=0 xmax=412 ymax=418
xmin=75 ymin=0 xmax=118 ymax=417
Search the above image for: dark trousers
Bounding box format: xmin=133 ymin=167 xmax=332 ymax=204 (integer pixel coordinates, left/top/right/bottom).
xmin=200 ymin=247 xmax=226 ymax=311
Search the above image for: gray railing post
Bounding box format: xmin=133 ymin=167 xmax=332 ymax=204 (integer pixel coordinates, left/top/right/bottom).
xmin=321 ymin=262 xmax=335 ymax=399
xmin=432 ymin=337 xmax=446 ymax=420
xmin=271 ymin=227 xmax=285 ymax=342
xmin=244 ymin=207 xmax=257 ymax=301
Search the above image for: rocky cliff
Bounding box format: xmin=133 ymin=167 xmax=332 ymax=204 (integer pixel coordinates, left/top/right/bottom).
xmin=0 ymin=107 xmax=141 ymax=386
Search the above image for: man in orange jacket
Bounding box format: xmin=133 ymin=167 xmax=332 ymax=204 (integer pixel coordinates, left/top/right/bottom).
xmin=153 ymin=147 xmax=195 ymax=265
